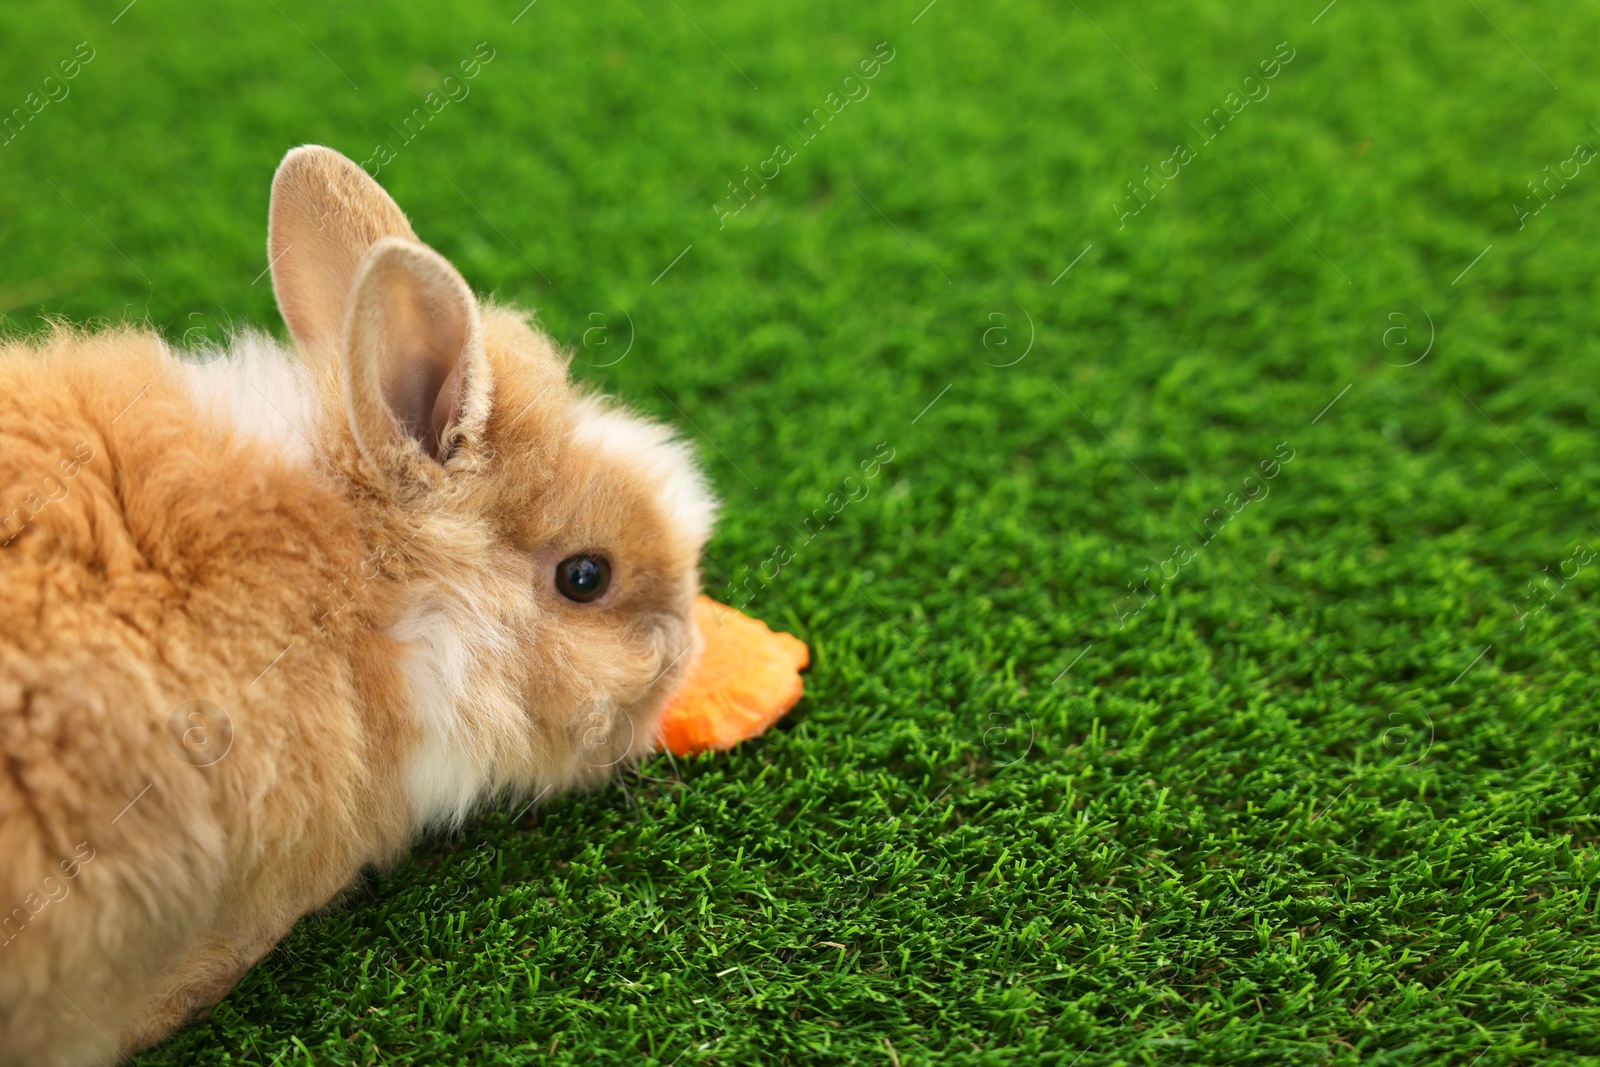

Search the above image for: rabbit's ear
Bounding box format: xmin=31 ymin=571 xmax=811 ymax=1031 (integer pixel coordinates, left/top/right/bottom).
xmin=268 ymin=145 xmax=418 ymax=351
xmin=343 ymin=236 xmax=492 ymax=471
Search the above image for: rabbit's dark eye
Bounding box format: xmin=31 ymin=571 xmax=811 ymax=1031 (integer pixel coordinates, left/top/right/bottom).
xmin=555 ymin=555 xmax=611 ymax=602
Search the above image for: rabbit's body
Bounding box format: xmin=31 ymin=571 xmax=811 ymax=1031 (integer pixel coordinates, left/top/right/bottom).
xmin=0 ymin=148 xmax=713 ymax=1065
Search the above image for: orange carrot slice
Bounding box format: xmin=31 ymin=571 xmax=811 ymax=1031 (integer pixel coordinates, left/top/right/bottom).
xmin=657 ymin=596 xmax=810 ymax=755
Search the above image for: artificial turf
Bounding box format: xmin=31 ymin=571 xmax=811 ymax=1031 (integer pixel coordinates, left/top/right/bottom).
xmin=3 ymin=0 xmax=1600 ymax=1063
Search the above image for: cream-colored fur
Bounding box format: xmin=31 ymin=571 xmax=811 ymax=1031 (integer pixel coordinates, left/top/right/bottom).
xmin=174 ymin=330 xmax=320 ymax=464
xmin=0 ymin=146 xmax=715 ymax=1066
xmin=571 ymin=396 xmax=717 ymax=550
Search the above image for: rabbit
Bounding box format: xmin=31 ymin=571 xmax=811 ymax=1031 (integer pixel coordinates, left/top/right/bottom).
xmin=0 ymin=145 xmax=716 ymax=1066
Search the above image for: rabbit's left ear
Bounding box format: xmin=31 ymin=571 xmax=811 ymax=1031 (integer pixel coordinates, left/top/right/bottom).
xmin=342 ymin=236 xmax=493 ymax=474
xmin=268 ymin=145 xmax=417 ymax=352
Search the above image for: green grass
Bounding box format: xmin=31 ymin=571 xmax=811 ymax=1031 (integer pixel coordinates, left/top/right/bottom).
xmin=4 ymin=0 xmax=1600 ymax=1063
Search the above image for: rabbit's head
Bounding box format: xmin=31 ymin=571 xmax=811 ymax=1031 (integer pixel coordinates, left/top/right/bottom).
xmin=265 ymin=146 xmax=715 ymax=822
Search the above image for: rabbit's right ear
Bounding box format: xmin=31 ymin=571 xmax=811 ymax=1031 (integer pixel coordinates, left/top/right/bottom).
xmin=268 ymin=145 xmax=418 ymax=351
xmin=342 ymin=236 xmax=492 ymax=479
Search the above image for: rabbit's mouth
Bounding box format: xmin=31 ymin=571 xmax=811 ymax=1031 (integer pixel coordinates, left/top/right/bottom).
xmin=565 ymin=614 xmax=696 ymax=773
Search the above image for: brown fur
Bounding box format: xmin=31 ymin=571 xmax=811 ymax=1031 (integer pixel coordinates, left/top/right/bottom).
xmin=0 ymin=147 xmax=711 ymax=1065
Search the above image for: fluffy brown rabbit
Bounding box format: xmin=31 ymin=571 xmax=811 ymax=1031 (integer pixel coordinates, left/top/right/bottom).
xmin=0 ymin=145 xmax=716 ymax=1066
